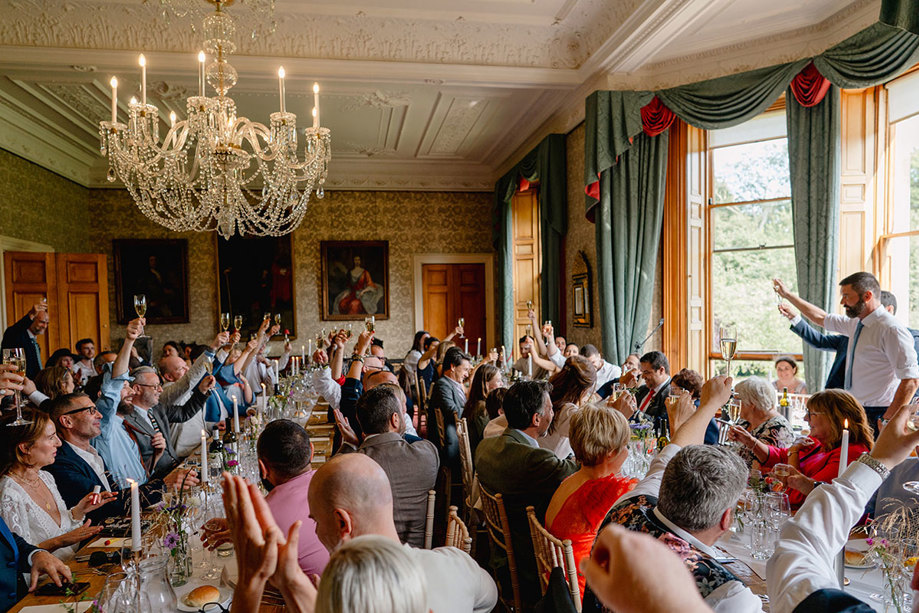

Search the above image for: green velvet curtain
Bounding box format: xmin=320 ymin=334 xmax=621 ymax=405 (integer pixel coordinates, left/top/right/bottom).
xmin=493 ymin=134 xmax=567 ymax=352
xmin=787 ymin=87 xmax=841 ymax=393
xmin=880 ymin=0 xmax=919 ymax=35
xmin=594 ymin=132 xmax=669 ymax=363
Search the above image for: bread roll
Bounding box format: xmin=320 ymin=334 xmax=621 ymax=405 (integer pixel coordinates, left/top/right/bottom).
xmin=184 ymin=585 xmax=221 ymax=608
xmin=844 ymin=550 xmax=866 ymax=566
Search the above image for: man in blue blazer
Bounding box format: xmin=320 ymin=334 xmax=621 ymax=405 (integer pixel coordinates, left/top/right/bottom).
xmin=0 ymin=302 xmax=49 ymax=379
xmin=779 ymin=304 xmax=847 ymax=390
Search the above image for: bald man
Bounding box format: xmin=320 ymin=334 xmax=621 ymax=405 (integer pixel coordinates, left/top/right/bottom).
xmin=308 ymin=454 xmax=496 ymax=613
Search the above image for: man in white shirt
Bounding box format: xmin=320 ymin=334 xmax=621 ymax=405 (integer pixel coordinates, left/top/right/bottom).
xmin=776 ymin=272 xmax=919 ymax=435
xmin=582 ymin=375 xmax=764 ymax=613
xmin=73 ymin=339 xmax=96 ymax=387
xmin=308 ymin=454 xmax=497 ymax=613
xmin=581 ymin=344 xmax=622 ymax=389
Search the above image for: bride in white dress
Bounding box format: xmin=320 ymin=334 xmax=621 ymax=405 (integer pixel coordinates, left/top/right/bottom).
xmin=0 ymin=409 xmax=113 ymax=561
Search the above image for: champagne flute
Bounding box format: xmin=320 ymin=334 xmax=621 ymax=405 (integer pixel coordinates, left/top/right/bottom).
xmin=728 ymin=398 xmax=742 ymax=424
xmin=133 ymin=294 xmax=146 ymax=318
xmin=345 ymin=323 xmax=353 ymax=340
xmin=665 ymin=389 xmax=681 ymax=411
xmin=457 ymin=317 xmax=465 ymax=329
xmin=526 ymin=300 xmax=533 ymax=311
xmin=719 ymin=325 xmax=737 ymax=378
xmin=2 ymin=348 xmax=31 ymax=426
xmin=233 ymin=314 xmax=243 ymax=331
xmin=220 ymin=312 xmax=230 ymax=332
xmin=365 ymin=317 xmax=375 ymax=333
xmin=274 ymin=313 xmax=282 ymax=326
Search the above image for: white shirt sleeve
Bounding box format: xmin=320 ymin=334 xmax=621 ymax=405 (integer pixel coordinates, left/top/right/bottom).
xmin=403 ymin=350 xmax=421 ymax=373
xmin=548 ymin=350 xmax=566 ymax=368
xmin=706 ymin=580 xmax=764 ymax=613
xmin=822 ymin=313 xmax=855 ymax=336
xmin=885 ymin=324 xmax=919 ymax=380
xmin=766 ymin=461 xmax=882 ymax=613
xmin=311 ymin=367 xmax=341 ymax=410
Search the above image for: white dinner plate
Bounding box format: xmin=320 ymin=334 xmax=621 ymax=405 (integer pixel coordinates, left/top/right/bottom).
xmin=174 ymin=579 xmax=233 ymax=612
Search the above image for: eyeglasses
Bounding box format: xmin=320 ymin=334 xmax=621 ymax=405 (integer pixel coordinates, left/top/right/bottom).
xmin=135 ymin=382 xmax=163 ymax=390
xmin=804 ymin=410 xmax=824 ymax=418
xmin=64 ymin=405 xmax=100 ymax=416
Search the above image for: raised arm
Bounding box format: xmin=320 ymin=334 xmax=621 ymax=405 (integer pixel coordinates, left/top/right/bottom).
xmin=329 ymin=331 xmax=347 ymax=381
xmin=671 ymin=375 xmax=732 ymax=448
xmin=113 ymin=318 xmax=144 ymax=379
xmin=774 ymin=278 xmax=827 ymax=327
xmin=527 ymin=309 xmax=549 ymax=358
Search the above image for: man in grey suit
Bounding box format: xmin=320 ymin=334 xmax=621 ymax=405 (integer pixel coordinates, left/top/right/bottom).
xmin=427 ymin=347 xmax=472 ymax=472
xmin=350 ymin=384 xmax=439 ymax=547
xmin=475 ymin=380 xmax=579 ymax=605
xmin=122 ymin=366 xmax=213 ymax=478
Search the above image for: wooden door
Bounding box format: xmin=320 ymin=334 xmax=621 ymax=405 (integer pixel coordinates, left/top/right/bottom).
xmin=3 ymin=251 xmax=110 ymax=357
xmin=55 ymin=254 xmax=110 ymax=351
xmin=512 ymin=189 xmax=540 ymax=349
xmin=3 ymin=251 xmax=58 ymax=360
xmin=421 ymin=263 xmax=487 ymax=354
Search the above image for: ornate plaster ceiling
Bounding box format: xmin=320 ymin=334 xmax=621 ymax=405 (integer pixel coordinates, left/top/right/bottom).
xmin=0 ymin=0 xmax=879 ymax=190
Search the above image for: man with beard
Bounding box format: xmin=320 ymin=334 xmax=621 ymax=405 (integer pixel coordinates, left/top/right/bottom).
xmin=775 ymin=272 xmax=919 ymax=436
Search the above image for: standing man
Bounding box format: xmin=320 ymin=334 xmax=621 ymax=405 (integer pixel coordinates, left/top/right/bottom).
xmin=73 ymin=339 xmax=96 ymax=387
xmin=1 ymin=301 xmax=49 ymax=378
xmin=427 ymin=347 xmax=471 ymax=472
xmin=775 ymin=272 xmax=919 ymax=435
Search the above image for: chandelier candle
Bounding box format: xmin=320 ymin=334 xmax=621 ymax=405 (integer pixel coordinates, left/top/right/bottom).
xmin=313 ymin=82 xmax=320 ymax=127
xmin=197 ymin=51 xmax=205 ymax=96
xmin=278 ymin=67 xmax=286 ymax=113
xmin=138 ymin=54 xmax=146 ymax=106
xmin=109 ymin=77 xmax=117 ymax=123
xmin=169 ymin=111 xmax=176 ymax=127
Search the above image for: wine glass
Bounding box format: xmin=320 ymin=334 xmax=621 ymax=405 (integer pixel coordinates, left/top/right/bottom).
xmin=133 ymin=294 xmax=146 ymax=318
xmin=2 ymin=348 xmax=31 ymax=426
xmin=526 ymin=300 xmax=533 ymax=311
xmin=719 ymin=325 xmax=737 ymax=378
xmin=233 ymin=315 xmax=243 ymax=331
xmin=365 ymin=317 xmax=375 ymax=333
xmin=274 ymin=313 xmax=282 ymax=326
xmin=345 ymin=323 xmax=353 ymax=340
xmin=219 ymin=313 xmax=230 ymax=332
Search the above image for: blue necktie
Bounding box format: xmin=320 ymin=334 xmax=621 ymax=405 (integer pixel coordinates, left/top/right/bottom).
xmin=844 ymin=321 xmax=864 ymax=390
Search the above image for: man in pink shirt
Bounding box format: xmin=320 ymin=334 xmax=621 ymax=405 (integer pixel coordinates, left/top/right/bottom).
xmin=255 ymin=419 xmax=329 ymax=576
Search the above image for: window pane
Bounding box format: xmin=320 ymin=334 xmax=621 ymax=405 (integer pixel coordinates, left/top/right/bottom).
xmin=709 ymin=359 xmax=805 ymax=382
xmin=885 ymin=113 xmax=919 ymax=329
xmin=712 ymin=200 xmax=794 ymax=250
xmin=711 ymin=247 xmax=801 ymax=354
xmin=712 ymin=139 xmax=790 ymax=204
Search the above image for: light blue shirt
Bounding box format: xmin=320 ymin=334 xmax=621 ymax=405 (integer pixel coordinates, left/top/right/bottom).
xmin=513 ymin=429 xmax=540 ymax=449
xmin=91 ymin=363 xmax=146 ymax=488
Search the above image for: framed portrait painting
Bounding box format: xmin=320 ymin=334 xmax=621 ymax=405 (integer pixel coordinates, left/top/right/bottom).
xmin=113 ymin=239 xmax=189 ymax=324
xmin=320 ymin=241 xmax=389 ymax=320
xmin=216 ymin=234 xmax=296 ymax=339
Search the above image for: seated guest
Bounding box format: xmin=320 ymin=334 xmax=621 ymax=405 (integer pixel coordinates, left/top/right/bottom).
xmin=0 ymin=409 xmax=112 ymax=561
xmin=255 ymin=420 xmax=329 ymax=576
xmin=728 ymin=376 xmax=794 ymax=467
xmin=670 ymin=368 xmax=720 ymax=445
xmin=621 ymin=353 xmax=641 ymax=376
xmin=481 ymin=387 xmax=508 ymax=440
xmin=92 ymin=351 xmax=116 ymax=375
xmin=773 ymin=355 xmax=807 ymax=395
xmin=350 ymin=385 xmax=439 ymax=547
xmin=525 ymin=309 xmax=566 ymax=376
xmin=475 ymin=381 xmax=578 ymax=605
xmin=45 ymin=349 xmax=76 ymax=371
xmin=317 ymin=535 xmax=428 ymax=613
xmin=582 ymin=375 xmax=763 ymax=612
xmin=123 ymin=365 xmax=213 ymax=477
xmin=402 ymin=331 xmax=430 ymax=375
xmin=626 ymin=351 xmax=672 ymax=433
xmin=733 ymin=389 xmax=873 ymax=509
xmin=45 ymin=393 xmax=192 ymax=524
xmin=555 ymin=336 xmax=567 ymax=353
xmin=162 ymin=341 xmax=181 ymax=360
xmin=580 ymin=344 xmax=621 ymax=389
xmin=427 ymin=347 xmax=472 ymax=471
xmin=460 ymin=364 xmax=504 ymax=456
xmin=546 ymin=404 xmax=636 ymax=599
xmin=563 ymin=343 xmax=579 ymax=358
xmin=540 ymin=355 xmax=597 ymax=459
xmin=33 ymin=366 xmax=74 ymax=400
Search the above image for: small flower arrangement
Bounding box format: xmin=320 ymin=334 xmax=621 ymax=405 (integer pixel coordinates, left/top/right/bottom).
xmin=864 ymin=503 xmax=918 ymax=613
xmin=152 ymin=471 xmax=195 ymax=586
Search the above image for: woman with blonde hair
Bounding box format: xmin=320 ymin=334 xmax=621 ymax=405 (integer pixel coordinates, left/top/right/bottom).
xmin=545 ymin=403 xmax=636 ymax=600
xmin=539 ymin=355 xmax=597 ymax=459
xmin=732 ymin=389 xmax=872 ymax=509
xmin=0 ymin=409 xmax=112 ymax=560
xmin=33 ymin=366 xmax=75 ymax=401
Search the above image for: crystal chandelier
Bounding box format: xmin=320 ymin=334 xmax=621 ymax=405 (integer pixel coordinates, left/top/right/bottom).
xmin=99 ymin=0 xmax=330 ymax=238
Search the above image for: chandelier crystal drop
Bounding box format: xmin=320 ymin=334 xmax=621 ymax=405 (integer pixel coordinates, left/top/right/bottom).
xmin=99 ymin=0 xmax=330 ymax=239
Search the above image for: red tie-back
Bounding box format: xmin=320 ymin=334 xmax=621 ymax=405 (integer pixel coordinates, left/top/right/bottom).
xmin=790 ymin=62 xmax=831 ymax=108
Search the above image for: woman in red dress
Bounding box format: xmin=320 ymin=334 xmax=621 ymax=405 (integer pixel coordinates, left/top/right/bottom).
xmin=731 ymin=389 xmax=873 ymax=509
xmin=545 ymin=403 xmax=636 ymax=601
xmin=334 ymin=256 xmax=383 ymax=315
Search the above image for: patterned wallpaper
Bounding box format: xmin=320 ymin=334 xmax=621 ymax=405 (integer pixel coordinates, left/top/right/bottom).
xmin=0 ymin=149 xmax=89 ymax=252
xmin=88 ymin=189 xmax=494 ymax=359
xmin=561 ymin=124 xmax=662 ymax=361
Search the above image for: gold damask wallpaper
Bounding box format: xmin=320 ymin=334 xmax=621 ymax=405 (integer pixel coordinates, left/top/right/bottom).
xmin=89 ymin=188 xmax=494 ymax=359
xmin=0 ymin=149 xmax=90 ymax=252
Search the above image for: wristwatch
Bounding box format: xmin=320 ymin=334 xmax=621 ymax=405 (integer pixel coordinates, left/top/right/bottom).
xmin=856 ymin=452 xmax=890 ymax=480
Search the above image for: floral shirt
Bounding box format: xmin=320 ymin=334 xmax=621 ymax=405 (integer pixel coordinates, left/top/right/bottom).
xmin=736 ymin=415 xmax=795 ymax=467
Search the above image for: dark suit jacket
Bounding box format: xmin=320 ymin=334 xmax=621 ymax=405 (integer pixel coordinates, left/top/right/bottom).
xmin=357 ymin=432 xmax=439 ymax=548
xmin=427 ymin=377 xmax=465 ymax=471
xmin=634 ymin=381 xmax=671 ymax=435
xmin=475 ymin=428 xmax=578 ymax=602
xmin=122 ymin=390 xmax=207 ymax=478
xmin=45 ymin=441 xmax=164 ymax=524
xmin=0 ymin=314 xmax=41 ymax=379
xmin=0 ymin=515 xmax=37 ymax=611
xmin=790 ymin=319 xmax=847 ymax=390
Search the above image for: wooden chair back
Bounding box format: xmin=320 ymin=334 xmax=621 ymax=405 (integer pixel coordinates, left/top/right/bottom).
xmin=455 ymin=417 xmax=476 ymax=502
xmin=445 ymin=504 xmax=472 ymax=554
xmin=424 ymin=489 xmax=436 ymax=549
xmin=432 ymin=406 xmax=447 ymax=449
xmin=479 ymin=480 xmax=522 ymax=612
xmin=526 ymin=506 xmax=581 ymax=611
